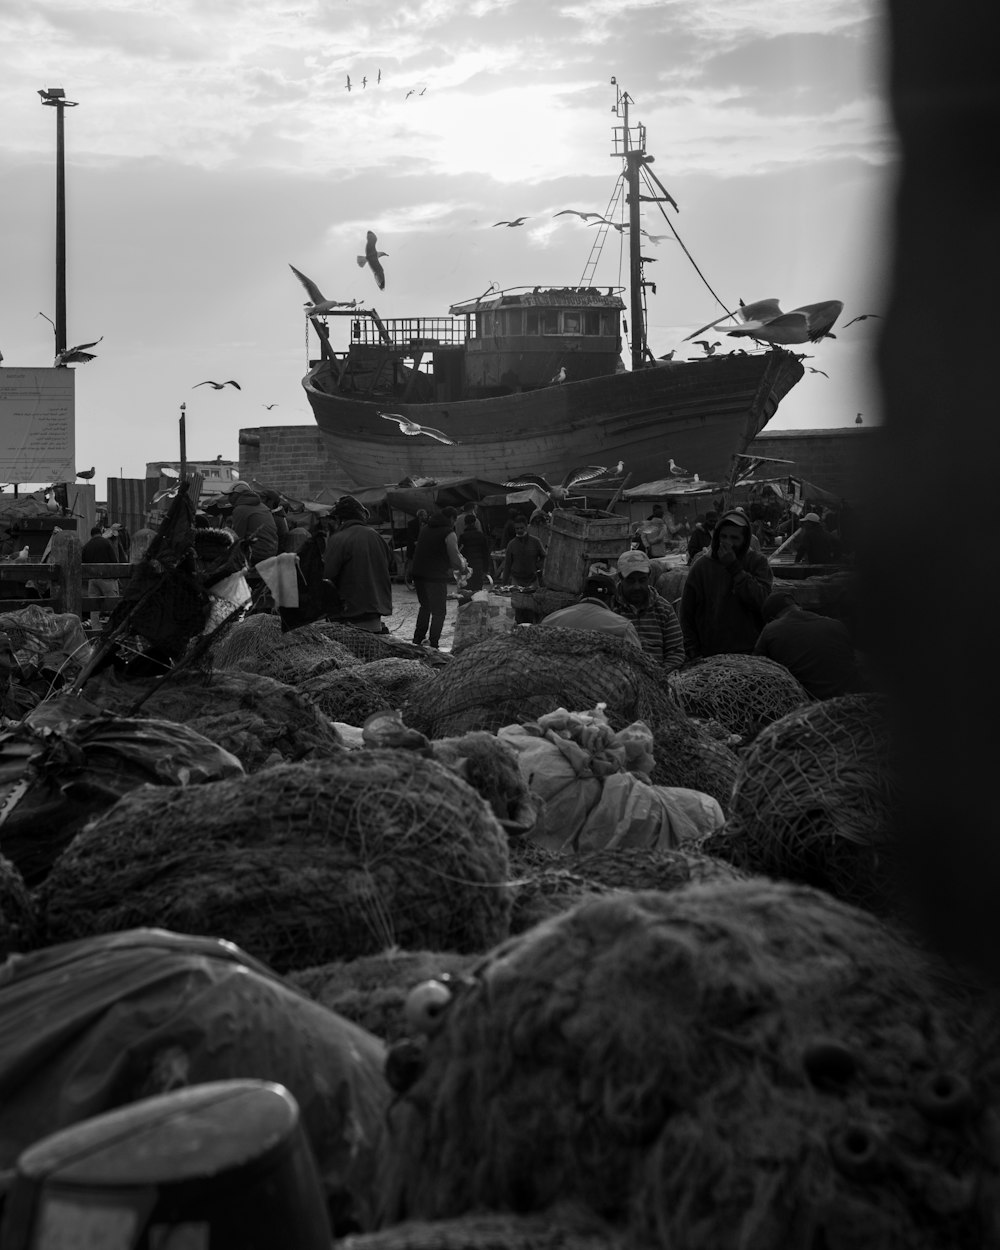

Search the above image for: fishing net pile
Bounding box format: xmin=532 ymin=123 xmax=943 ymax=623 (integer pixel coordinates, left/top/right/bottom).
xmin=428 ymin=732 xmax=536 ymax=833
xmin=289 ymin=950 xmax=481 ymax=1045
xmin=208 ymin=614 xmax=361 ymax=682
xmin=669 ymin=653 xmax=813 ymax=742
xmin=313 ymin=622 xmax=436 ymax=665
xmin=704 ymin=694 xmax=897 ymax=916
xmin=0 ymin=697 xmax=244 ymax=886
xmin=337 ymin=1209 xmax=620 ymax=1249
xmin=40 ymin=754 xmax=512 ymax=971
xmin=400 ymin=628 xmax=735 ymax=805
xmin=361 ymin=658 xmax=438 ymax=702
xmin=82 ymin=667 xmax=345 ymax=772
xmin=0 ymin=854 xmax=37 ymax=957
xmin=296 ymin=668 xmax=393 ymax=726
xmin=373 ymin=880 xmax=994 ymax=1248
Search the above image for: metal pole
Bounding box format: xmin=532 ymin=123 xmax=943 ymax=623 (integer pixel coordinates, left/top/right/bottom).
xmin=54 ymin=101 xmax=67 ymax=356
xmin=38 ymin=89 xmax=78 ymax=358
xmin=179 ymin=404 xmax=187 ymax=481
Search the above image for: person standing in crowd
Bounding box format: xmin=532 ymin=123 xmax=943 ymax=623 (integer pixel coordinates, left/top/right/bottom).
xmin=460 ymin=500 xmax=484 ymax=532
xmin=687 ymin=511 xmax=717 ymax=564
xmin=502 ymin=515 xmax=546 ymax=623
xmin=634 ymin=502 xmax=675 ymax=557
xmin=680 ymin=509 xmax=773 ymax=659
xmin=754 ymin=590 xmax=866 ymax=699
xmin=501 ymin=507 xmax=523 ymax=546
xmin=457 ymin=513 xmax=491 ymax=598
xmin=792 ymin=512 xmax=839 ymax=564
xmin=228 ymin=482 xmax=279 ymax=565
xmin=323 ymin=495 xmax=393 ymax=633
xmin=411 ymin=507 xmax=468 ymax=648
xmin=613 ymin=550 xmax=686 ymax=671
xmin=403 ymin=508 xmax=429 ymax=589
xmin=81 ymin=523 xmax=120 ymax=629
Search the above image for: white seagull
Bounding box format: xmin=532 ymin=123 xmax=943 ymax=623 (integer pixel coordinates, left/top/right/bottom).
xmin=550 ymin=366 xmax=567 ymax=384
xmin=686 ymin=298 xmax=844 ymax=346
xmin=502 ymin=465 xmax=609 ymax=506
xmin=493 ymin=217 xmax=529 ymax=227
xmin=379 ymin=411 xmax=458 ymax=445
xmin=357 ymin=231 xmax=387 ymax=290
xmin=553 ymin=209 xmax=605 ymax=221
xmin=55 ymin=336 xmax=102 ymax=366
xmin=289 ymin=264 xmax=358 ymax=313
xmin=194 ymin=379 xmax=241 ymax=390
xmin=668 ymin=458 xmax=690 ymax=477
xmin=692 ymin=340 xmax=722 ymax=356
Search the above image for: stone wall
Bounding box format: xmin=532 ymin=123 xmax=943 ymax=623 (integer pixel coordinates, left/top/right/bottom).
xmin=238 ymin=426 xmax=351 ymax=497
xmin=748 ymin=426 xmax=883 ymax=502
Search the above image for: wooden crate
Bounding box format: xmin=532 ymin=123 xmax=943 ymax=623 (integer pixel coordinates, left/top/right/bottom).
xmin=542 ymin=510 xmax=630 ymax=595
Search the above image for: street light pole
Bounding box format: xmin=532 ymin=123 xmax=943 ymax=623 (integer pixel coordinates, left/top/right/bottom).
xmin=38 ymin=87 xmax=78 ymax=358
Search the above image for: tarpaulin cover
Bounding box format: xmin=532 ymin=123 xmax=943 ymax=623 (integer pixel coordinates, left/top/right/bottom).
xmin=0 ymin=929 xmax=390 ymax=1227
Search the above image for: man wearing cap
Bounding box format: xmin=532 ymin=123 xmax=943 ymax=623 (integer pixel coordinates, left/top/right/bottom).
xmin=612 ymin=550 xmax=686 ymax=671
xmin=792 ymin=512 xmax=839 ymax=564
xmin=680 ymin=509 xmax=773 ymax=659
xmin=538 ymin=569 xmax=641 ymax=646
xmin=323 ymin=495 xmax=393 ymax=632
xmin=754 ymin=590 xmax=866 ymax=699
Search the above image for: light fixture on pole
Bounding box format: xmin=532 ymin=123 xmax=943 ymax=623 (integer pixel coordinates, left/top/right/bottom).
xmin=38 ymin=87 xmax=79 ymax=359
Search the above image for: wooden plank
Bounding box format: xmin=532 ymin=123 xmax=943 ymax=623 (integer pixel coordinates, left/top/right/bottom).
xmin=52 ymin=531 xmax=82 ymax=618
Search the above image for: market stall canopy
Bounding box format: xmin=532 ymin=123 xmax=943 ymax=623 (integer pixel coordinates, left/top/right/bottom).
xmin=622 ymin=478 xmax=721 ymax=499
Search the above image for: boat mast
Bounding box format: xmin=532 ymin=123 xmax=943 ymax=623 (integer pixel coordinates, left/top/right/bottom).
xmin=618 ymin=87 xmax=647 ymax=370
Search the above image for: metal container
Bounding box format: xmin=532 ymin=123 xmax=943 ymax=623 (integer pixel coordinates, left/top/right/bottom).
xmin=0 ymin=1081 xmax=332 ymax=1250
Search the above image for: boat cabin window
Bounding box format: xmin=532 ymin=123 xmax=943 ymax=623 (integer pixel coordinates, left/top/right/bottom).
xmin=526 ymin=311 xmax=539 ymax=334
xmin=505 ymin=310 xmax=522 ymax=334
xmin=520 ymin=308 xmax=614 ymax=335
xmin=563 ymin=312 xmax=581 ymax=334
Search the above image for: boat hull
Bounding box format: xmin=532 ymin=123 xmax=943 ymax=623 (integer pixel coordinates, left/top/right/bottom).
xmin=303 ymin=350 xmax=804 ymax=489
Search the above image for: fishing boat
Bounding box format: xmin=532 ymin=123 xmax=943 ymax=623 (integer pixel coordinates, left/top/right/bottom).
xmin=300 ymin=87 xmax=805 ymax=491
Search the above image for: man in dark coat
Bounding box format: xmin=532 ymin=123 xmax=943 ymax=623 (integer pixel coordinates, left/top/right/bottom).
xmin=754 ymin=591 xmax=866 ymax=698
xmin=457 ymin=513 xmax=491 ymax=597
xmin=323 ymin=495 xmax=393 ymax=632
xmin=228 ymin=482 xmax=279 ymax=564
xmin=411 ymin=508 xmax=468 ymax=648
xmin=81 ymin=525 xmax=120 ymax=627
xmin=680 ymin=510 xmax=772 ymax=659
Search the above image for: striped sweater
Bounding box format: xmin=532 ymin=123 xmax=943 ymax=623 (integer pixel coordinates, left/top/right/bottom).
xmin=614 ymin=588 xmax=686 ymax=672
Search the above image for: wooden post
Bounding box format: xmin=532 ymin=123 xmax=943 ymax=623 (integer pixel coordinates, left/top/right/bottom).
xmin=51 ymin=529 xmax=82 ymax=617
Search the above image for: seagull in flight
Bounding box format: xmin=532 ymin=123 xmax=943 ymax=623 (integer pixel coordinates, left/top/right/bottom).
xmin=806 ymin=367 xmax=829 ymax=378
xmin=345 ymin=75 xmax=351 ymax=92
xmin=686 ymin=298 xmax=844 ymax=346
xmin=693 ymin=340 xmax=722 ymax=356
xmin=357 ymin=231 xmax=387 ymax=290
xmin=553 ymin=209 xmax=604 ymax=221
xmin=493 ymin=217 xmax=529 ymax=227
xmin=55 ymin=336 xmax=102 ymax=366
xmin=194 ymin=380 xmax=241 ymax=390
xmin=263 ymin=403 xmax=279 ymax=409
xmin=379 ymin=411 xmax=458 ymax=444
xmin=289 ymin=263 xmax=358 ymax=313
xmin=502 ymin=465 xmax=609 ymax=506
xmin=641 ymin=232 xmax=672 ymax=244
xmin=843 ymin=313 xmax=882 ymax=327
xmin=587 ymin=218 xmax=628 ymax=233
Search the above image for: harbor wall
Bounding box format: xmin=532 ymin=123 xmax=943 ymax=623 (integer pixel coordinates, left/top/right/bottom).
xmin=238 ymin=423 xmax=884 ymax=503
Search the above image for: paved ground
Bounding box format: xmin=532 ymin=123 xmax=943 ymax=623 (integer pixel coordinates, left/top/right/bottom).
xmin=382 ymin=582 xmax=460 ymax=653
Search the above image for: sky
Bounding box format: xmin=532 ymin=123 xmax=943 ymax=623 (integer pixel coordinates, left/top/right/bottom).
xmin=0 ymin=0 xmax=895 ymax=494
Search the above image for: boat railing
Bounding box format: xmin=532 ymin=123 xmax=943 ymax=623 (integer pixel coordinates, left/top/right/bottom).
xmin=352 ymin=317 xmax=467 ymax=350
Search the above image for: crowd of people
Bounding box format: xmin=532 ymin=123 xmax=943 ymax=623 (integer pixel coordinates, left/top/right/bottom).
xmin=1 ymin=479 xmax=862 ymax=698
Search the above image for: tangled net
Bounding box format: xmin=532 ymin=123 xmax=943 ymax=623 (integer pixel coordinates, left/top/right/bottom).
xmin=0 ymin=854 xmax=37 ymax=957
xmin=362 ymin=658 xmax=439 ymax=702
xmin=429 ymin=733 xmax=535 ymax=831
xmin=40 ymin=754 xmax=511 ymax=971
xmin=313 ymin=623 xmax=434 ymax=665
xmin=297 ymin=668 xmax=393 ymax=726
xmin=83 ymin=668 xmax=344 ymax=772
xmin=669 ymin=653 xmax=813 ymax=742
xmin=704 ymin=694 xmax=897 ymax=915
xmin=208 ymin=614 xmax=361 ymax=681
xmin=399 ymin=628 xmax=734 ymax=805
xmin=289 ymin=950 xmax=481 ymax=1045
xmin=337 ymin=1210 xmax=618 ymax=1249
xmin=375 ymin=880 xmax=992 ymax=1249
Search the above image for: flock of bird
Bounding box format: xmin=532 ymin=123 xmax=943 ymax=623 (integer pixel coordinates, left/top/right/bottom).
xmin=493 ymin=211 xmax=671 ymax=245
xmin=343 ymin=71 xmax=426 ymax=99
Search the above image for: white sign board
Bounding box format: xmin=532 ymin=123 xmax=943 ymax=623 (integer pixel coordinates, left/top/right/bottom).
xmin=0 ymin=367 xmax=75 ymax=482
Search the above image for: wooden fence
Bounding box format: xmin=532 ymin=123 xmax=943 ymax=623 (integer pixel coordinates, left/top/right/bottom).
xmin=0 ymin=532 xmax=132 ymax=619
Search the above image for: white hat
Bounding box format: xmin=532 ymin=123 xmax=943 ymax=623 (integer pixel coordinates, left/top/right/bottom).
xmin=617 ymin=549 xmax=651 ymax=576
xmin=802 ymin=512 xmax=822 ymax=524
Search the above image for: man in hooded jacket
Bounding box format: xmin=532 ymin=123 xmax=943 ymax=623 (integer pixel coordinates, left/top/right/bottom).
xmin=228 ymin=482 xmax=279 ymax=565
xmin=680 ymin=510 xmax=773 ymax=659
xmin=323 ymin=495 xmax=393 ymax=632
